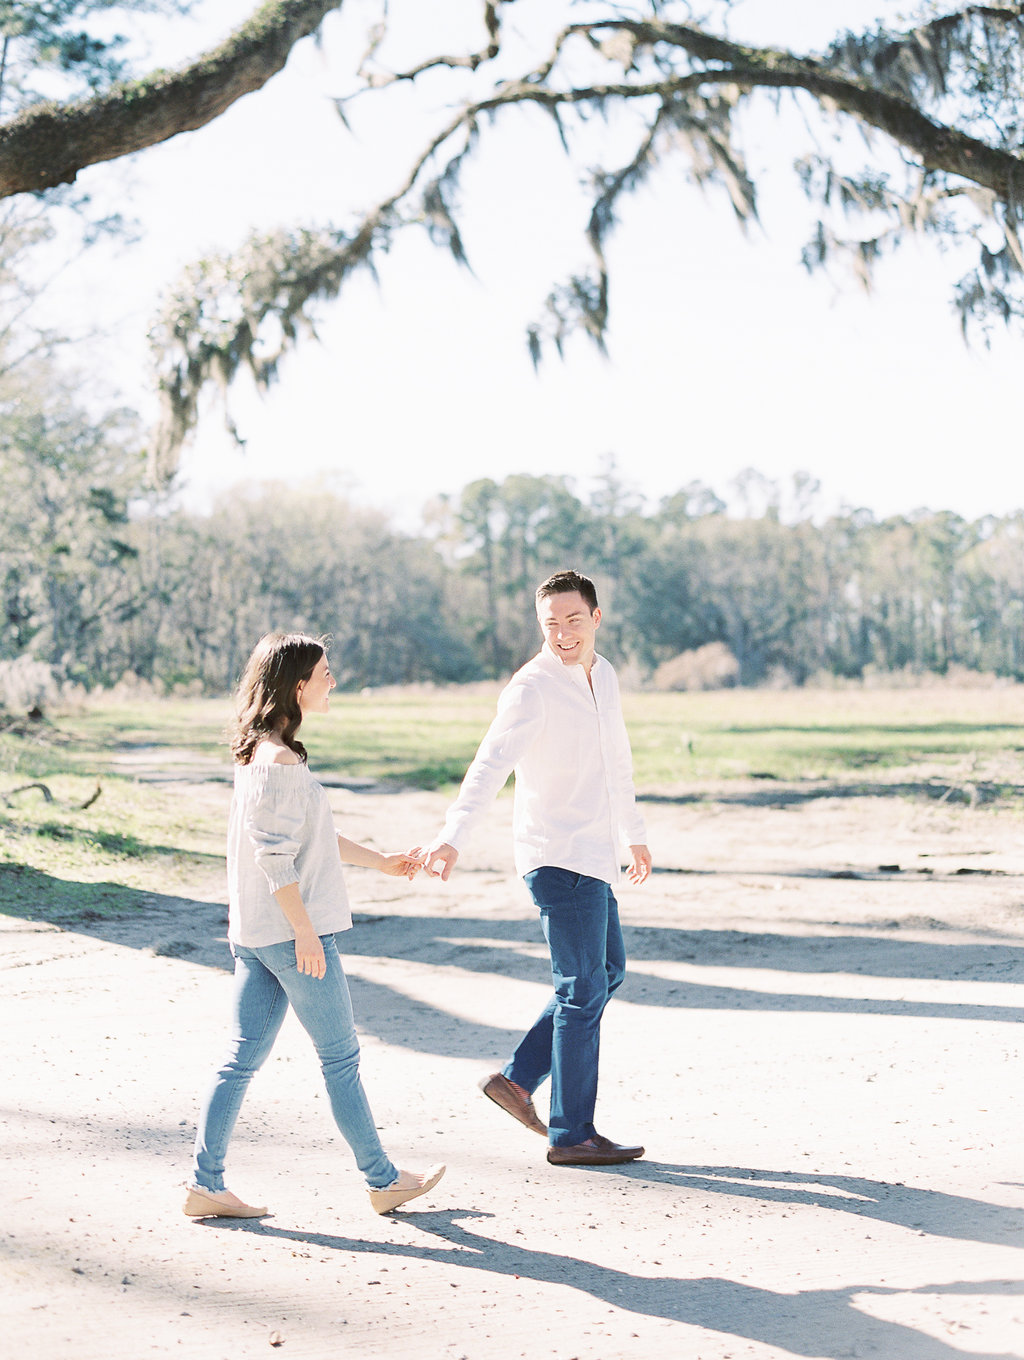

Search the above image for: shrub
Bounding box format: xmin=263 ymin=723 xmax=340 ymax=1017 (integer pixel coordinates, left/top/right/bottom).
xmin=652 ymin=643 xmax=740 ymax=692
xmin=0 ymin=656 xmax=59 ymax=716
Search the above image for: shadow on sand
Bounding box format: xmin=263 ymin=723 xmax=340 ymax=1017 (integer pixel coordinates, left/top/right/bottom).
xmin=202 ymin=1191 xmax=1022 ymax=1360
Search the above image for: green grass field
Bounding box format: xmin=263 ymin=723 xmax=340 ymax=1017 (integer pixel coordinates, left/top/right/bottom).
xmin=30 ymin=683 xmax=1022 ymax=786
xmin=620 ymin=685 xmax=1024 ymax=786
xmin=1 ymin=683 xmax=1022 ymax=923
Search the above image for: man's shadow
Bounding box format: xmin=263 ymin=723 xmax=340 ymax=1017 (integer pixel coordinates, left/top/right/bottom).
xmin=631 ymin=1162 xmax=1024 ymax=1250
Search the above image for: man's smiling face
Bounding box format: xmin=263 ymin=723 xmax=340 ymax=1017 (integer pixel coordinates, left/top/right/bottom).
xmin=537 ymin=590 xmax=601 ymax=673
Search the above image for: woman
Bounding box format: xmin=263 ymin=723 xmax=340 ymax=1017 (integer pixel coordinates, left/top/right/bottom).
xmin=185 ymin=632 xmax=444 ymax=1218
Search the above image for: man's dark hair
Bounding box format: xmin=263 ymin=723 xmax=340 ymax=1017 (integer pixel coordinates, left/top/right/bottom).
xmin=535 ymin=570 xmax=599 ymax=613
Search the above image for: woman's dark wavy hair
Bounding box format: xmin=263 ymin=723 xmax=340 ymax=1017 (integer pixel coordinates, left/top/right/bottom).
xmin=230 ymin=632 xmax=326 ymax=766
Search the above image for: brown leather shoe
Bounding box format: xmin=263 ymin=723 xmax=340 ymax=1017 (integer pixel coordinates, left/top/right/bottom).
xmin=547 ymin=1136 xmax=645 ymax=1166
xmin=479 ymin=1073 xmax=547 ymax=1136
xmin=592 ymin=1133 xmax=644 ymax=1159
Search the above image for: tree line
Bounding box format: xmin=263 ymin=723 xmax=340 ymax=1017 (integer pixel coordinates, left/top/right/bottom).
xmin=2 ymin=372 xmax=1022 ymax=700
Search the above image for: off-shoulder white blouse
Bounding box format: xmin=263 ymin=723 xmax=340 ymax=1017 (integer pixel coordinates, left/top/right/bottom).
xmin=226 ymin=761 xmax=352 ymax=947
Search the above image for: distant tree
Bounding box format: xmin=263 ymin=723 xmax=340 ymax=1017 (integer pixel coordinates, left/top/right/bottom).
xmin=658 ymin=482 xmax=728 ymax=525
xmin=621 ymin=530 xmax=711 ymax=672
xmin=847 ymin=513 xmax=964 ymax=673
xmin=586 ymin=457 xmax=654 ymax=653
xmin=133 ymin=482 xmax=479 ymax=690
xmin=817 ymin=509 xmax=879 ymax=679
xmin=432 ymin=472 xmax=599 ymax=674
xmin=0 ymin=353 xmax=145 ymax=679
xmin=960 ymin=514 xmax=1024 ymax=676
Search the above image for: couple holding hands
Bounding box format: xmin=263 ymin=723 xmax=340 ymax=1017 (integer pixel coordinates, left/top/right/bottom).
xmin=184 ymin=571 xmax=651 ymax=1222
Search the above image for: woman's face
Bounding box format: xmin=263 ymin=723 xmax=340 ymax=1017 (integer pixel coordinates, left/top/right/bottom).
xmin=296 ymin=653 xmax=335 ymax=716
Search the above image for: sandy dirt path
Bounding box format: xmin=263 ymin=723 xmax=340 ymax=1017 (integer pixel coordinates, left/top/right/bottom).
xmin=1 ymin=774 xmax=1022 ymax=1359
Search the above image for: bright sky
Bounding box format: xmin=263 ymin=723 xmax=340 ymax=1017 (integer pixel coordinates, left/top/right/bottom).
xmin=58 ymin=0 xmax=1024 ymax=526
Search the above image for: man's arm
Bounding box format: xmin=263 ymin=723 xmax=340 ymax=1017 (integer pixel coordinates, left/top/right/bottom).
xmin=420 ymin=681 xmax=543 ymax=878
xmin=600 ymin=662 xmax=649 ymax=862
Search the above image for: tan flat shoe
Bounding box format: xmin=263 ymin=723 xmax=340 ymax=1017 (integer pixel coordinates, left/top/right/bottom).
xmin=368 ymin=1164 xmax=445 ymax=1215
xmin=183 ymin=1185 xmax=269 ymax=1218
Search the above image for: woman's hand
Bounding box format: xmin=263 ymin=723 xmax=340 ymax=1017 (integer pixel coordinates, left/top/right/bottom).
xmin=380 ymin=851 xmax=422 ymax=880
xmin=274 ymin=884 xmax=324 ymax=976
xmin=294 ymin=927 xmax=326 ymax=979
xmin=337 ymin=835 xmax=420 ymax=879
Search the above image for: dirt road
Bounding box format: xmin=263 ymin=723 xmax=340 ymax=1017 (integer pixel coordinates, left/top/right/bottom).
xmin=2 ymin=777 xmax=1022 ymax=1358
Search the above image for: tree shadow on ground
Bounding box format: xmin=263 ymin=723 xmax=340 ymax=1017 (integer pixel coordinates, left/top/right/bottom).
xmin=0 ymin=865 xmax=232 ymax=970
xmin=643 ymin=778 xmax=1024 ymax=808
xmin=5 ymin=871 xmax=1022 ymax=1055
xmin=704 ymin=720 xmax=1024 ymax=744
xmin=340 ymin=913 xmax=1024 ymax=1022
xmin=206 ymin=1209 xmax=1022 ymax=1360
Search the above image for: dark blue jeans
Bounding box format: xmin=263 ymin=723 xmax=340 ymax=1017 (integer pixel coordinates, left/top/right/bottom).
xmin=505 ymin=867 xmax=626 ymax=1147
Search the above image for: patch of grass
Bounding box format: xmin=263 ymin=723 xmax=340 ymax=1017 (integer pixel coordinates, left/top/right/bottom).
xmin=0 ymin=771 xmax=226 ymax=923
xmin=0 ymin=862 xmax=148 ymax=922
xmin=29 ymin=820 xmax=147 ymax=857
xmin=50 ymin=697 xmax=230 ymax=776
xmin=23 ymin=684 xmax=1024 ymax=792
xmin=34 ymin=818 xmax=73 ymax=840
xmin=300 ymin=690 xmax=503 ymax=787
xmin=623 ymin=687 xmax=1024 ymax=787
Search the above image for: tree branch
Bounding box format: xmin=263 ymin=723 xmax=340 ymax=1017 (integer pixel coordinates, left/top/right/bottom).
xmin=356 ymin=0 xmax=507 ymax=89
xmin=148 ymin=5 xmax=1024 ymax=467
xmin=722 ymin=64 xmax=1024 ymax=203
xmin=561 ymin=18 xmax=1024 ymax=204
xmin=0 ymin=0 xmax=343 ymax=198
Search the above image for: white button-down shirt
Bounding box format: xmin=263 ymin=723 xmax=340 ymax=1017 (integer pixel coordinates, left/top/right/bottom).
xmin=439 ymin=643 xmax=647 ymax=884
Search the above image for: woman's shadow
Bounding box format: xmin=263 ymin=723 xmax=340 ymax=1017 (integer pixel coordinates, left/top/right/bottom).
xmin=208 ymin=1162 xmax=1023 ymax=1360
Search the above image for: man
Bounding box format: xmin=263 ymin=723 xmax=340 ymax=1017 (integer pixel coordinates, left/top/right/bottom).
xmin=422 ymin=570 xmax=651 ymax=1166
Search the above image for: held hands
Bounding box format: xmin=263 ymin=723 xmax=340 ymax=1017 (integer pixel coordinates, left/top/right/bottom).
xmin=407 ymin=843 xmax=459 ymax=881
xmin=405 ymin=842 xmax=642 ymax=883
xmin=626 ymin=844 xmax=652 ymax=885
xmin=379 ymin=851 xmax=423 ymax=881
xmin=371 ymin=843 xmax=457 ymax=882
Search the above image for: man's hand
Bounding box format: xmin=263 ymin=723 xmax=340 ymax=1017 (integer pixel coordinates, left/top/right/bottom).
xmin=626 ymin=844 xmax=652 ymax=885
xmin=419 ymin=843 xmax=459 ymax=881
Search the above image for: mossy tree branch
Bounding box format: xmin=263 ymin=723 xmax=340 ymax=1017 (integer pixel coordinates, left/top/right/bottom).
xmin=0 ymin=0 xmax=343 ymax=197
xmin=9 ymin=2 xmax=1006 ymax=476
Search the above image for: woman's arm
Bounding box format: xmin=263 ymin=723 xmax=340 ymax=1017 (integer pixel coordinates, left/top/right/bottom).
xmin=337 ymin=834 xmax=420 ymax=879
xmin=273 ymin=881 xmax=326 ymax=979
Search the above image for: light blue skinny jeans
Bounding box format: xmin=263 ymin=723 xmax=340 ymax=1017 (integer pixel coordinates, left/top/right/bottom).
xmin=191 ymin=933 xmax=397 ymax=1191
